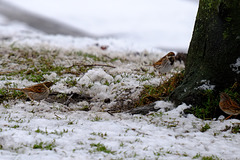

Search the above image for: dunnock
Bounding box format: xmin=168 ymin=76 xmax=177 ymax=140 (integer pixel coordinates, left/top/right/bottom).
xmin=219 ymin=92 xmax=240 ymax=120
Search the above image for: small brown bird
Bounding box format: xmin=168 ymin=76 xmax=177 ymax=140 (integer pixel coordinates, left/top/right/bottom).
xmin=153 ymin=52 xmax=175 ymax=74
xmin=219 ymin=92 xmax=240 ymax=120
xmin=9 ymin=82 xmax=54 ymax=101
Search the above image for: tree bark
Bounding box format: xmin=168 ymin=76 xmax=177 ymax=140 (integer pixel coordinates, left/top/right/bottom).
xmin=170 ymin=0 xmax=240 ymax=106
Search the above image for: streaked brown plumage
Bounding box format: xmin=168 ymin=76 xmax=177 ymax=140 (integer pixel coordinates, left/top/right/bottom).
xmin=153 ymin=52 xmax=175 ymax=74
xmin=9 ymin=82 xmax=54 ymax=101
xmin=219 ymin=92 xmax=240 ymax=120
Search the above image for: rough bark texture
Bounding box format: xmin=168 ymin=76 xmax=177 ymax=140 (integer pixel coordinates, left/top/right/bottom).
xmin=170 ymin=0 xmax=240 ymax=106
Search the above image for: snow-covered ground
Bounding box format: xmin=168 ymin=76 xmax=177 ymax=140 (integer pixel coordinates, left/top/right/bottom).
xmin=1 ymin=100 xmax=240 ymax=160
xmin=0 ymin=1 xmax=240 ymax=160
xmin=3 ymin=0 xmax=198 ymax=51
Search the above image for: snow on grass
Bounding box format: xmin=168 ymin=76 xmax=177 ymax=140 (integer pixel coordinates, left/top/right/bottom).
xmin=0 ymin=12 xmax=240 ymax=160
xmin=231 ymin=57 xmax=240 ymax=74
xmin=197 ymin=80 xmax=215 ymax=90
xmin=1 ymin=101 xmax=240 ymax=160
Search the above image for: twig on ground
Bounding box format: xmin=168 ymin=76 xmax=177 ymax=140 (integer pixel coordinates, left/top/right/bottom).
xmin=72 ymin=63 xmax=116 ymax=68
xmin=0 ymin=71 xmax=12 ymax=75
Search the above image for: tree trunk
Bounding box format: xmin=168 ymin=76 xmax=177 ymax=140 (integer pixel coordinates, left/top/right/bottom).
xmin=170 ymin=0 xmax=240 ymax=107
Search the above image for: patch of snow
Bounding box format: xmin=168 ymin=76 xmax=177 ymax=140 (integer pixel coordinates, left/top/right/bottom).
xmin=0 ymin=102 xmax=240 ymax=159
xmin=230 ymin=57 xmax=240 ymax=74
xmin=43 ymin=72 xmax=58 ymax=81
xmin=197 ymin=80 xmax=215 ymax=90
xmin=154 ymin=100 xmax=174 ymax=112
xmin=80 ymin=68 xmax=113 ymax=84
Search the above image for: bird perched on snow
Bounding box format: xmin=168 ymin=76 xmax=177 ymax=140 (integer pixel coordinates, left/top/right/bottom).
xmin=153 ymin=52 xmax=175 ymax=74
xmin=219 ymin=92 xmax=240 ymax=120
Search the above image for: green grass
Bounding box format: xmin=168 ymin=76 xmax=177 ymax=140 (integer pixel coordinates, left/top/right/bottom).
xmin=192 ymin=153 xmax=201 ymax=159
xmin=11 ymin=125 xmax=20 ymax=129
xmin=75 ymin=51 xmax=102 ymax=62
xmin=35 ymin=127 xmax=68 ymax=136
xmin=90 ymin=132 xmax=107 ymax=139
xmin=188 ymin=82 xmax=240 ymax=120
xmin=0 ymin=85 xmax=26 ymax=103
xmin=89 ymin=143 xmax=116 ymax=154
xmin=64 ymin=77 xmax=78 ymax=87
xmin=135 ymin=71 xmax=184 ymax=107
xmin=0 ymin=47 xmax=107 ymax=103
xmin=90 ymin=115 xmax=102 ymax=122
xmin=33 ymin=140 xmax=56 ymax=150
xmin=185 ymin=89 xmax=219 ymax=120
xmin=200 ymin=123 xmax=211 ymax=132
xmin=0 ymin=47 xmax=92 ymax=82
xmin=35 ymin=127 xmax=48 ymax=134
xmin=231 ymin=124 xmax=240 ymax=134
xmin=202 ymin=155 xmax=220 ymax=160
